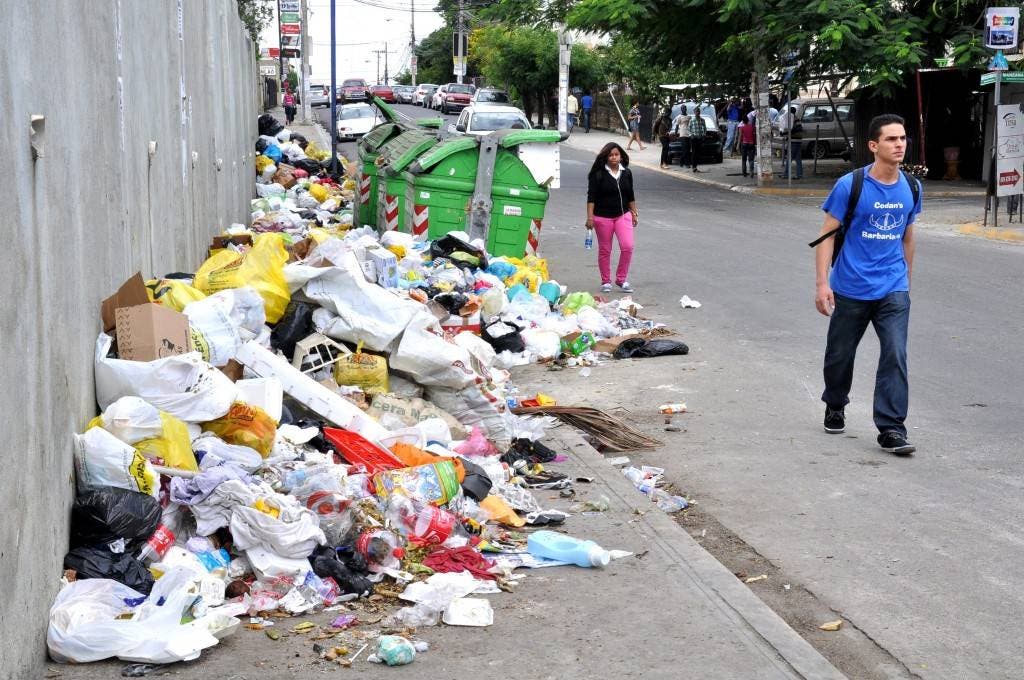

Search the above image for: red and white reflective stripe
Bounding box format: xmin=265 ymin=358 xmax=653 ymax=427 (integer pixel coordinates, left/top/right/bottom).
xmin=412 ymin=204 xmax=429 ymax=239
xmin=525 ymin=218 xmax=542 ymax=256
xmin=384 ymin=194 xmax=399 ymax=231
xmin=358 ymin=173 xmax=371 ymax=203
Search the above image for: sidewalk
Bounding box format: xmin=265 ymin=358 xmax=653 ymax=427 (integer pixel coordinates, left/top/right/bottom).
xmin=267 ymin=106 xmax=332 ymax=152
xmin=562 ymin=129 xmax=986 ymax=199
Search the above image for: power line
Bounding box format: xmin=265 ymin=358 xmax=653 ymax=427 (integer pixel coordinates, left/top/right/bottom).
xmin=309 ymin=0 xmax=438 ymax=12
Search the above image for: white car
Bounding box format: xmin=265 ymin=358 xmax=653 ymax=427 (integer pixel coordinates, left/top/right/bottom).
xmin=413 ymin=84 xmax=436 ymax=106
xmin=430 ymin=84 xmax=449 ymax=110
xmin=336 ymin=103 xmax=383 ymax=140
xmin=452 ymin=104 xmax=532 ymax=137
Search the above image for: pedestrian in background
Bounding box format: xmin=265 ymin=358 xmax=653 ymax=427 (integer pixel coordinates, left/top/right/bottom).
xmin=626 ymin=103 xmax=645 ymax=150
xmin=586 ymin=142 xmax=638 ymax=294
xmin=283 ymin=89 xmax=297 ymax=125
xmin=688 ymin=109 xmax=707 ymax=173
xmin=780 ymin=106 xmax=804 ymax=179
xmin=653 ymin=109 xmax=673 ymax=169
xmin=581 ymin=92 xmax=594 ymax=132
xmin=672 ymin=106 xmax=691 ymax=167
xmin=739 ymin=115 xmax=757 ymax=177
xmin=812 ymin=113 xmax=922 ymax=455
xmin=724 ymin=98 xmax=742 ymax=156
xmin=567 ymin=92 xmax=579 ymax=132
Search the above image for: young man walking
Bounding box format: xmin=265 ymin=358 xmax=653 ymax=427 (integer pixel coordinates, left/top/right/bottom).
xmin=812 ymin=114 xmax=922 ymax=455
xmin=581 ymin=92 xmax=593 ymax=133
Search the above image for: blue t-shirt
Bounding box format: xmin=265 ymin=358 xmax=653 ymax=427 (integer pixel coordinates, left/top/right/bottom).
xmin=727 ymin=104 xmax=741 ymax=122
xmin=581 ymin=95 xmax=593 ymax=109
xmin=821 ymin=166 xmax=922 ymax=300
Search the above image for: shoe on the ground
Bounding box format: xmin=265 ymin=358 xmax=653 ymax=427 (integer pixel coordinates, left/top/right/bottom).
xmin=601 ymin=282 xmax=612 ymax=293
xmin=823 ymin=406 xmax=845 ymax=433
xmin=618 ymin=281 xmax=634 ymax=293
xmin=878 ymin=431 xmax=915 ymax=455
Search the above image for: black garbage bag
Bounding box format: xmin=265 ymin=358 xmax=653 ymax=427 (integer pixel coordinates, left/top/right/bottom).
xmin=270 ymin=301 xmax=317 ymax=359
xmin=293 ymin=158 xmax=323 ymax=175
xmin=433 ymin=292 xmax=470 ymax=316
xmin=64 ymin=546 xmax=155 ymax=594
xmin=255 ymin=137 xmax=269 ymax=154
xmin=429 ymin=235 xmax=488 ymax=270
xmin=613 ymin=337 xmax=689 ymax=359
xmin=310 ymin=546 xmax=372 ymax=597
xmin=291 ymin=132 xmax=308 ymax=147
xmin=502 ymin=438 xmax=557 ymax=467
xmin=258 ymin=113 xmax=284 ymax=137
xmin=459 ymin=459 xmax=494 ymax=502
xmin=70 ymin=487 xmax=162 ymax=550
xmin=481 ymin=320 xmax=525 ymax=353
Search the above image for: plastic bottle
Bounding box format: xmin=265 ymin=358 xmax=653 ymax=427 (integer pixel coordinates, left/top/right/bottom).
xmin=563 ymin=332 xmax=596 ymax=357
xmin=527 ymin=529 xmax=611 ymax=568
xmin=356 ymin=529 xmax=406 ymax=573
xmin=387 ymin=495 xmax=470 ymax=547
xmin=658 ymin=403 xmax=687 ymax=414
xmin=584 ymin=229 xmax=593 ymax=249
xmin=137 ymin=524 xmax=175 ymax=565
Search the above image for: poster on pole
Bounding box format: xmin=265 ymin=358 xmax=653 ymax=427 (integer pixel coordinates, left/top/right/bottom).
xmin=996 ymin=104 xmax=1024 ymax=196
xmin=280 ymin=0 xmax=300 ymax=11
xmin=985 ymin=7 xmax=1020 ymax=50
xmin=281 ymin=23 xmax=301 ymax=35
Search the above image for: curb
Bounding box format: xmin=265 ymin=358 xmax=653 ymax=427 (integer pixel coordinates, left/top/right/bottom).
xmin=957 ymin=221 xmax=1024 ymax=242
xmin=554 ymin=426 xmax=847 ymax=679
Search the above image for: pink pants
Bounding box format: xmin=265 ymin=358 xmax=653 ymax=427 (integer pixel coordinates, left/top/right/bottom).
xmin=593 ymin=212 xmax=635 ymax=285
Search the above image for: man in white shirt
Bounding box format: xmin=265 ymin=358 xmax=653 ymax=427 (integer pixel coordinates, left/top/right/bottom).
xmin=672 ymin=108 xmax=691 ymax=167
xmin=567 ymin=93 xmax=579 ymax=132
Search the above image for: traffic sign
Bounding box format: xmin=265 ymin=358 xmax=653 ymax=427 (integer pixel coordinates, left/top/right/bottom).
xmin=980 ymin=71 xmax=1024 ymax=86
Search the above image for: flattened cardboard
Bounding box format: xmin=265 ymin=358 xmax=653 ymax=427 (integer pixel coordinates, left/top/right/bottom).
xmin=101 ymin=273 xmax=150 ymax=333
xmin=114 ymin=303 xmax=191 ymax=362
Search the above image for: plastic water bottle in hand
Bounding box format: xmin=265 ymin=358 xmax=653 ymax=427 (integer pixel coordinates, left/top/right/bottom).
xmin=584 ymin=228 xmax=593 ymax=249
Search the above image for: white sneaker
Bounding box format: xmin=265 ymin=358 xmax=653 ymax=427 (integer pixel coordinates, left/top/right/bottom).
xmin=601 ymin=282 xmax=612 ymax=293
xmin=618 ymin=281 xmax=634 ymax=293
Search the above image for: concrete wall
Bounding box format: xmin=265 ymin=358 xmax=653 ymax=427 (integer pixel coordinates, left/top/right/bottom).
xmin=0 ymin=2 xmax=257 ymax=676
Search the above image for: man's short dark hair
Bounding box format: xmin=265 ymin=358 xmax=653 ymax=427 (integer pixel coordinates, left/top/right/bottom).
xmin=869 ymin=114 xmax=906 ymax=141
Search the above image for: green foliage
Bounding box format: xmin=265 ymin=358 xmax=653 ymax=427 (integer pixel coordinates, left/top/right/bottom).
xmin=394 ymin=70 xmax=414 ymax=86
xmin=235 ymin=0 xmax=273 ymax=46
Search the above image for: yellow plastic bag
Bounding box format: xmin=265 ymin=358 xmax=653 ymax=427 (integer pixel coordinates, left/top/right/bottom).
xmin=193 ymin=233 xmax=290 ymax=323
xmin=202 ymin=402 xmax=277 ymax=458
xmin=333 ymin=342 xmax=389 ymax=395
xmin=146 ymin=278 xmax=207 ymax=312
xmin=255 ymin=154 xmax=274 ymax=173
xmin=135 ymin=412 xmax=198 ymax=471
xmin=308 ymin=182 xmax=329 ymax=204
xmin=480 ymin=495 xmax=525 ymax=528
xmin=304 ymin=141 xmax=329 ymax=161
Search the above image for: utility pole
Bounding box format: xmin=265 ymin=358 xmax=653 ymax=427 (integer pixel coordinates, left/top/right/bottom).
xmin=752 ymin=51 xmax=774 ymax=186
xmin=329 ymin=0 xmax=338 ymax=173
xmin=557 ymin=29 xmax=572 ymax=134
xmin=454 ymin=0 xmax=465 ymax=84
xmin=276 ymin=0 xmax=285 ymax=95
xmin=410 ymin=0 xmax=417 ymax=86
xmin=384 ymin=41 xmax=389 ymax=85
xmin=300 ymin=0 xmax=311 ymax=123
xmin=372 ymin=48 xmax=385 ymax=84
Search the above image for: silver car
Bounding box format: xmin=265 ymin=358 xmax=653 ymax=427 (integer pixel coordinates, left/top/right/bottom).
xmin=309 ymin=84 xmax=330 ymax=108
xmin=393 ymin=85 xmax=416 ymax=104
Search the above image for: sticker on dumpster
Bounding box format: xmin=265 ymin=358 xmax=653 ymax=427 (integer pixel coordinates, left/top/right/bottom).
xmin=509 ymin=188 xmax=521 ymax=196
xmin=419 ymin=191 xmax=431 ymax=199
xmin=503 ymin=205 xmax=522 ymax=216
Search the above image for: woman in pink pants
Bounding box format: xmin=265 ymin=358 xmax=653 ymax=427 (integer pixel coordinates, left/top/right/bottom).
xmin=586 ymin=142 xmax=638 ymax=293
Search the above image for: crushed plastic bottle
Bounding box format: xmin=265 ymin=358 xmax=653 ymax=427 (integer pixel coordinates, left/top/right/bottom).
xmin=356 ymin=529 xmax=405 ymax=573
xmin=527 ymin=529 xmax=611 ymax=568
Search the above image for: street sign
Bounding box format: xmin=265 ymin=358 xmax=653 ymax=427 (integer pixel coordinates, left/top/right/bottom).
xmin=259 ymin=65 xmax=278 ymax=77
xmin=997 ymin=104 xmax=1024 ymax=197
xmin=281 ymin=12 xmax=300 ymax=23
xmin=989 ymin=50 xmax=1010 ymax=71
xmin=280 ymin=0 xmax=300 ymax=11
xmin=281 ymin=23 xmax=300 ymax=35
xmin=980 ymin=71 xmax=1024 ymax=86
xmin=997 ymin=159 xmax=1022 ymax=195
xmin=986 ymin=7 xmax=1020 ymax=50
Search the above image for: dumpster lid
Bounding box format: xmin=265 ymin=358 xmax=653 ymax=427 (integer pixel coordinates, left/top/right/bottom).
xmin=411 ymin=137 xmax=479 ymax=173
xmin=373 ymin=96 xmax=401 ymax=123
xmin=416 ymin=118 xmax=444 ymax=129
xmin=380 ymin=132 xmax=438 ymax=173
xmin=360 ymin=123 xmax=403 ymax=152
xmin=493 ymin=129 xmax=563 ymax=148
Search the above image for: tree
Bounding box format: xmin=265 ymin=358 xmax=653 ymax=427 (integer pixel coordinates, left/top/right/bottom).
xmin=393 ymin=70 xmax=413 ymax=86
xmin=415 ymin=26 xmax=479 ymax=86
xmin=235 ymin=0 xmax=273 ymax=53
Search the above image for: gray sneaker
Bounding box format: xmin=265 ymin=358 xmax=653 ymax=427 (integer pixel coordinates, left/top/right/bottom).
xmin=601 ymin=282 xmax=612 ymax=293
xmin=618 ymin=281 xmax=634 ymax=293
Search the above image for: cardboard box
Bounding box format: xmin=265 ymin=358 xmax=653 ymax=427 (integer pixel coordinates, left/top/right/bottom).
xmin=114 ymin=303 xmax=191 ymax=362
xmin=359 ymin=258 xmax=377 ymax=283
xmin=103 ymin=272 xmax=191 ymax=362
xmin=368 ymin=247 xmax=398 ymax=288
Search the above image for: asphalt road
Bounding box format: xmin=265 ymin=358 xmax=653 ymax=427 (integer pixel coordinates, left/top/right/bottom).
xmin=325 ymin=103 xmax=1024 ymax=678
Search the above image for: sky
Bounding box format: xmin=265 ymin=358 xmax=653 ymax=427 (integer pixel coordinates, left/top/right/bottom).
xmin=259 ymin=0 xmax=446 ymax=85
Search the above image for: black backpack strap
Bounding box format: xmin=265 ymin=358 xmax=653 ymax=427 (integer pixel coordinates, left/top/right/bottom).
xmin=808 ymin=167 xmax=864 ymax=248
xmin=901 ymin=169 xmax=920 ymax=219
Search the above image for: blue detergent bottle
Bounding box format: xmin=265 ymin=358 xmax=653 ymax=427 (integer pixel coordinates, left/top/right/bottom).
xmin=527 ymin=530 xmax=611 ymax=568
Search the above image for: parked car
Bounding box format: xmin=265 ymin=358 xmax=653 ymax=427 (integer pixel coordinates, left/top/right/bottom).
xmin=393 ymin=85 xmax=416 ymax=104
xmin=413 ymin=83 xmax=437 ymax=106
xmin=309 ymin=83 xmax=330 ymax=108
xmin=339 ymin=78 xmax=369 ymax=103
xmin=451 ymin=104 xmax=532 ymax=136
xmin=436 ymin=83 xmax=475 ymax=114
xmin=771 ymin=97 xmax=855 ymax=159
xmin=336 ymin=103 xmax=383 ymax=140
xmin=667 ymin=114 xmax=725 ymax=164
xmin=471 ymin=88 xmax=510 ymax=104
xmin=369 ymin=84 xmax=395 ymax=103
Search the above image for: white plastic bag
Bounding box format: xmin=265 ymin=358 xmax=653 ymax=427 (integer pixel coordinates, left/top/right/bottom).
xmin=100 ymin=396 xmax=162 ymax=444
xmin=192 ymin=433 xmax=264 ymax=472
xmin=521 ymin=328 xmax=562 ymax=360
xmin=184 ymin=286 xmax=266 ymax=367
xmin=426 ymin=385 xmax=510 ymax=448
xmin=304 ymin=252 xmax=421 ymax=352
xmin=95 ymin=333 xmax=237 ymax=422
xmin=577 ymin=306 xmax=619 ymax=338
xmin=230 ymin=495 xmax=326 ymax=559
xmin=452 ymin=331 xmax=496 ymax=370
xmin=73 ymin=428 xmax=159 ymax=497
xmin=47 ymin=567 xmax=218 ymax=664
xmin=390 ymin=310 xmax=482 ymax=389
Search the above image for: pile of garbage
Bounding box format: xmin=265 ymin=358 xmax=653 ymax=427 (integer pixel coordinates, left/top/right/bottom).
xmin=47 ymin=114 xmax=687 ymax=669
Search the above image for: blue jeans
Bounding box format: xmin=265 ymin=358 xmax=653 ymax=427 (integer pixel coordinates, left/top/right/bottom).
xmin=725 ymin=120 xmax=739 ymax=152
xmin=822 ymin=291 xmax=910 ymax=436
xmin=782 ymin=139 xmax=803 ymax=178
xmin=568 ymin=113 xmax=577 ymax=131
xmin=583 ymin=108 xmax=591 ymax=131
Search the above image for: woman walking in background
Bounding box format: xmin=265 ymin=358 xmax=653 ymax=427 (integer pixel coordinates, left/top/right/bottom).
xmin=586 ymin=142 xmax=638 ymax=293
xmin=626 ymin=103 xmax=645 ymax=150
xmin=283 ymin=88 xmax=297 ymax=125
xmin=653 ymin=108 xmax=673 ymax=169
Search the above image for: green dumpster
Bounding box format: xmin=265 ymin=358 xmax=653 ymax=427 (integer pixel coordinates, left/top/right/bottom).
xmin=355 ymin=122 xmax=404 ymax=227
xmin=375 ymin=130 xmax=438 ymax=234
xmin=405 ymin=130 xmax=562 ymax=257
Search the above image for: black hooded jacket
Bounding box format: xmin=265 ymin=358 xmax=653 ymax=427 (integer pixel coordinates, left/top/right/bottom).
xmin=587 ymin=166 xmax=635 ymax=218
